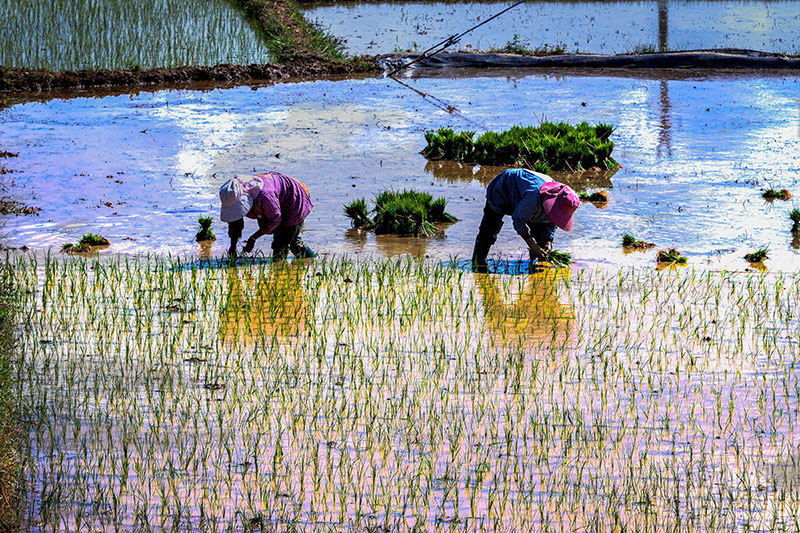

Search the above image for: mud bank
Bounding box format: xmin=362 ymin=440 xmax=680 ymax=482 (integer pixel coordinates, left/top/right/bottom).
xmin=381 ymin=49 xmax=800 ymax=72
xmin=0 ymin=58 xmax=378 ymax=93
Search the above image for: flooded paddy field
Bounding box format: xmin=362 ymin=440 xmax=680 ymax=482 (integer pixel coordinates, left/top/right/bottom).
xmin=8 ymin=252 xmax=800 ymax=530
xmin=1 ymin=70 xmax=799 ymax=271
xmin=0 ymin=0 xmax=273 ymax=71
xmin=302 ymin=0 xmax=800 ymax=56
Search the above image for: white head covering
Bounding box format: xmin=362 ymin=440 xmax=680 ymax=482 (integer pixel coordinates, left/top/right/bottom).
xmin=219 ymin=177 xmax=262 ymax=222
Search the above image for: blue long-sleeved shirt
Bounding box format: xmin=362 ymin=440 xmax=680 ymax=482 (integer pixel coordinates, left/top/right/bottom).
xmin=486 ymin=168 xmax=556 ymax=241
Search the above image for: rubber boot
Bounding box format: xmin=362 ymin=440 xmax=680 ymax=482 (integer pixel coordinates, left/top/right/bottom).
xmin=295 ymin=245 xmax=316 ymax=259
xmin=471 ymin=237 xmax=492 ymax=273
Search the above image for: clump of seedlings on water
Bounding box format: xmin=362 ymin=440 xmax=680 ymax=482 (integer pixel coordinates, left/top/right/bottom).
xmin=5 ymin=251 xmax=800 ymax=531
xmin=762 ymin=188 xmax=792 ymax=201
xmin=744 ymin=248 xmax=769 ymax=263
xmin=656 ymin=248 xmax=687 ymax=264
xmin=422 ymin=122 xmax=618 ymax=172
xmin=791 ymin=208 xmax=800 ymax=233
xmin=578 ymin=190 xmax=608 ymax=203
xmin=622 ymin=233 xmax=655 ymax=250
xmin=61 ymin=233 xmax=110 ymax=254
xmin=344 ymin=190 xmax=457 ymax=236
xmin=195 ymin=216 xmax=216 ymax=242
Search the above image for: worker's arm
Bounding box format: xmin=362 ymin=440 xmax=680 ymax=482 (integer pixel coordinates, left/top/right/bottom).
xmin=227 ymin=219 xmax=244 ymax=257
xmin=520 ymin=230 xmax=546 ymax=261
xmin=241 ymin=192 xmax=282 ymax=253
xmin=527 ymin=223 xmax=556 ymax=258
xmin=241 ymin=217 xmax=274 ymax=253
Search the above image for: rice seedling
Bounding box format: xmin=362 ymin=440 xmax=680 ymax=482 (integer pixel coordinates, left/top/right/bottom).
xmin=0 ymin=281 xmax=19 ymax=529
xmin=195 ymin=216 xmax=216 ymax=242
xmin=762 ymin=188 xmax=792 ymax=201
xmin=790 ymin=208 xmax=800 ymax=233
xmin=744 ymin=248 xmax=769 ymax=263
xmin=622 ymin=233 xmax=655 ymax=250
xmin=343 ymin=190 xmax=457 ymax=236
xmin=61 ymin=233 xmax=110 ymax=254
xmin=343 ymin=198 xmax=370 ymax=228
xmin=0 ymin=0 xmax=276 ymax=70
xmin=543 ymin=249 xmax=572 ymax=266
xmin=656 ymin=248 xmax=687 ymax=264
xmin=6 ymin=253 xmax=800 ymax=530
xmin=422 ymin=122 xmax=619 ymax=172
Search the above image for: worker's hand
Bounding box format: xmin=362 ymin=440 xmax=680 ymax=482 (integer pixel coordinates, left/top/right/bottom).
xmin=227 ymin=246 xmax=238 ymax=259
xmin=542 ymin=240 xmax=552 ymax=253
xmin=525 ymin=237 xmax=546 ymax=261
xmin=241 ymin=237 xmax=256 ymax=254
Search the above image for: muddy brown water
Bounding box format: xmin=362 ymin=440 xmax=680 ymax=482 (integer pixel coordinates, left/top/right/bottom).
xmin=1 ymin=69 xmax=799 ymax=271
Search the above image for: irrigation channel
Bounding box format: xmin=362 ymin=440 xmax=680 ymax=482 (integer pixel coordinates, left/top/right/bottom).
xmin=1 ymin=71 xmax=799 ymax=270
xmin=302 ymin=0 xmax=800 ymax=56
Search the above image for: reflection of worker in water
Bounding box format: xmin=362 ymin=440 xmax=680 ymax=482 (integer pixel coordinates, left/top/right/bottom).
xmin=472 ymin=169 xmax=579 ymax=272
xmin=477 ymin=268 xmax=573 ymax=348
xmin=219 ymin=171 xmax=316 ymax=260
xmin=219 ymin=262 xmax=308 ymax=346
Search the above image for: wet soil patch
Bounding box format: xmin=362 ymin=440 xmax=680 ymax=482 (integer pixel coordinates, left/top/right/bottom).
xmin=0 ymin=59 xmax=378 ymax=93
xmin=579 ymin=190 xmax=609 ymax=203
xmin=0 ymin=200 xmax=40 ymax=216
xmin=762 ymin=188 xmax=792 ymax=201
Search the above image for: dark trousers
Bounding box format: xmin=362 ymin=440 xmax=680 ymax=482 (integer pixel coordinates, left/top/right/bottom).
xmin=473 ymin=201 xmax=551 ymax=268
xmin=272 ymin=221 xmax=307 ymax=260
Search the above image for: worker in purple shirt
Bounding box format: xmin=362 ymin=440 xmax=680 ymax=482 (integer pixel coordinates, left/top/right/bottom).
xmin=219 ymin=171 xmax=316 ymax=260
xmin=472 ymin=168 xmax=579 ymax=272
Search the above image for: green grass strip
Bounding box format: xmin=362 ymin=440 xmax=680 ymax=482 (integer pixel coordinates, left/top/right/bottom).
xmin=228 ymin=0 xmax=345 ymax=63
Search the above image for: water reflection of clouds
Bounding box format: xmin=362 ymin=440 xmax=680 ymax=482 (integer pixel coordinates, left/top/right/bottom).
xmin=149 ymin=101 xmax=288 ymax=186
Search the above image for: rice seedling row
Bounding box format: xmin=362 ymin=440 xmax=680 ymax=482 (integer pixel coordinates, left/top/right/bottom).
xmin=5 ymin=254 xmax=800 ymax=530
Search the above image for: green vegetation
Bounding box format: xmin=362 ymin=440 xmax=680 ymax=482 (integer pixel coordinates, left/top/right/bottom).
xmin=543 ymin=249 xmax=572 ymax=266
xmin=762 ymin=188 xmax=792 ymax=201
xmin=622 ymin=233 xmax=655 ymax=250
xmin=195 ymin=216 xmax=216 ymax=242
xmin=231 ymin=0 xmax=345 ymax=63
xmin=344 ymin=190 xmax=457 ymax=236
xmin=0 ymin=0 xmax=276 ymax=70
xmin=342 ymin=198 xmax=370 ymax=228
xmin=630 ymin=44 xmax=660 ymax=54
xmin=578 ymin=190 xmax=608 ymax=203
xmin=0 ymin=281 xmax=18 ymax=529
xmin=744 ymin=248 xmax=769 ymax=263
xmin=79 ymin=234 xmax=110 ymax=246
xmin=422 ymin=122 xmax=618 ymax=173
xmin=486 ymin=35 xmax=568 ymax=56
xmin=6 ymin=254 xmax=800 ymax=529
xmin=656 ymin=248 xmax=687 ymax=264
xmin=62 ymin=233 xmax=110 ymax=253
xmin=791 ymin=208 xmax=800 ymax=233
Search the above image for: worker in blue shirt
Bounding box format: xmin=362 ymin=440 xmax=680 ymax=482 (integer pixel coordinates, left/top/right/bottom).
xmin=472 ymin=168 xmax=579 ymax=272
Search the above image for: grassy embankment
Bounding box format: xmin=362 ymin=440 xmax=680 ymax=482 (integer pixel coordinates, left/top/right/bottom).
xmin=0 ymin=0 xmax=376 ymax=92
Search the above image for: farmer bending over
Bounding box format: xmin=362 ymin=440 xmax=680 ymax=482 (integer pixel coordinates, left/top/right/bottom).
xmin=472 ymin=168 xmax=579 ymax=272
xmin=219 ymin=171 xmax=316 ymax=260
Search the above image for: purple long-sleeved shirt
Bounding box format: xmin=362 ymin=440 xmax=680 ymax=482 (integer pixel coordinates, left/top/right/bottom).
xmin=244 ymin=171 xmax=313 ymax=234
